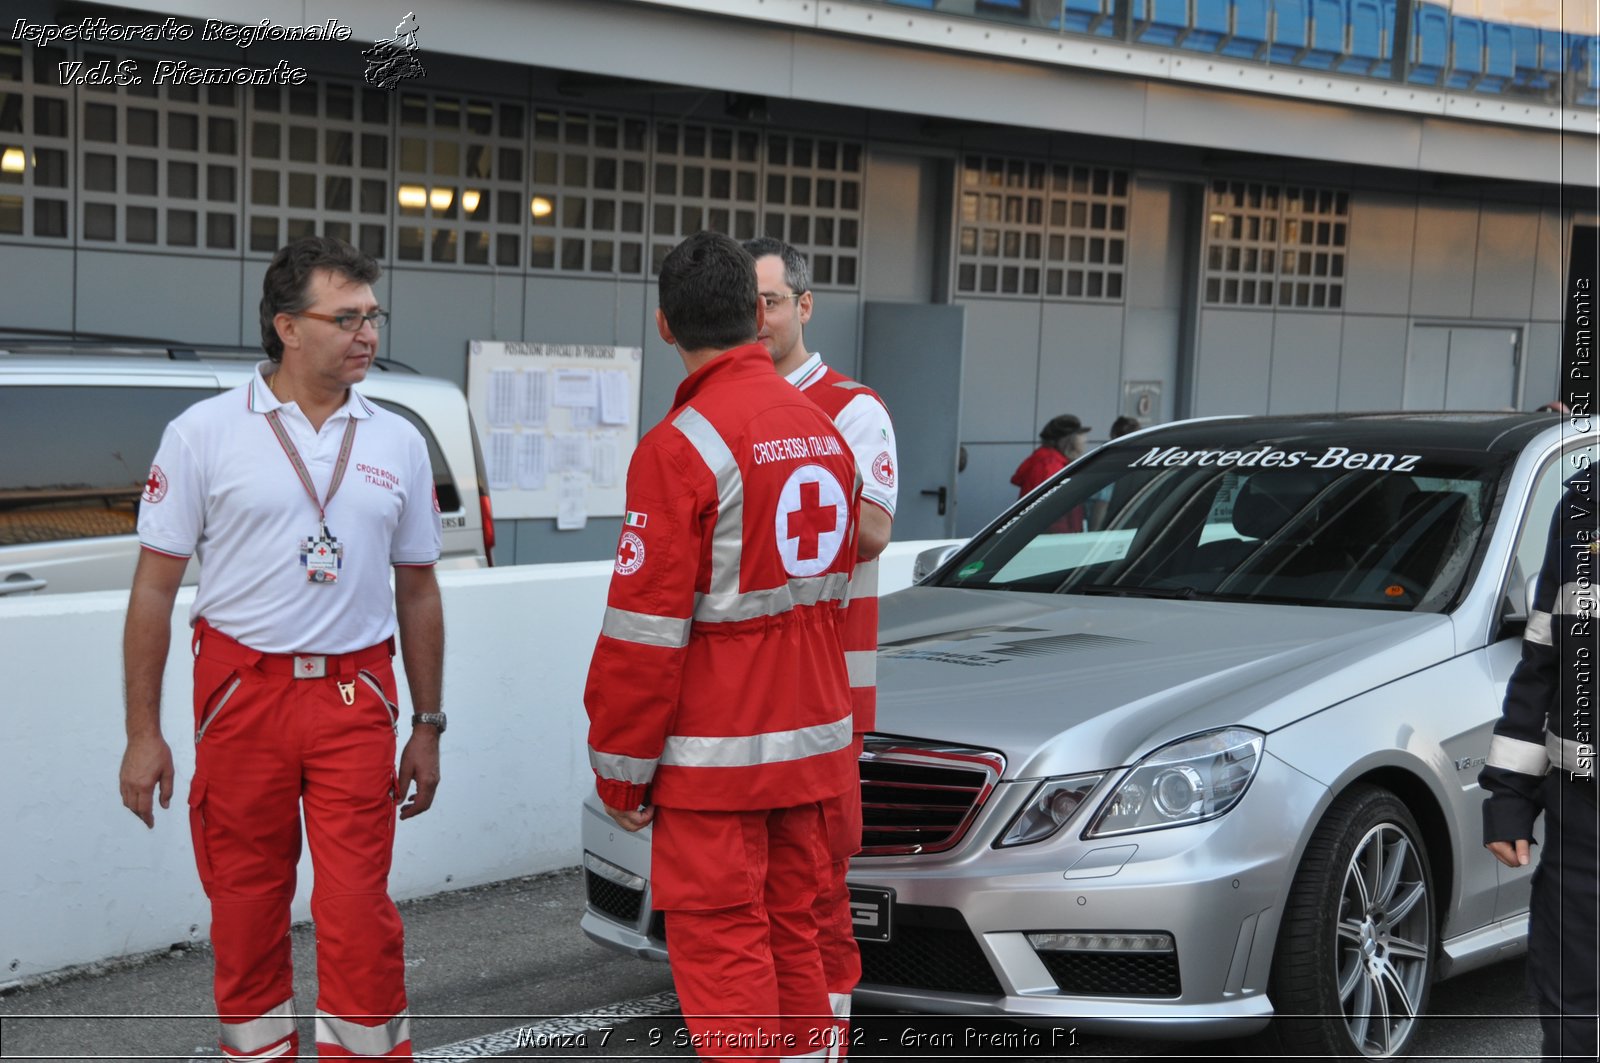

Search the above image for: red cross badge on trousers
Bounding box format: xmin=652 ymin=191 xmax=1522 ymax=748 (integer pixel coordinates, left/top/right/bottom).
xmin=615 ymin=531 xmax=645 ymax=576
xmin=776 ymin=465 xmax=847 ymax=577
xmin=142 ymin=465 xmax=168 ymax=504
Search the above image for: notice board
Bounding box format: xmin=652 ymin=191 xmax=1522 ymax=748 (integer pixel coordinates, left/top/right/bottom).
xmin=466 ymin=340 xmax=643 ymax=527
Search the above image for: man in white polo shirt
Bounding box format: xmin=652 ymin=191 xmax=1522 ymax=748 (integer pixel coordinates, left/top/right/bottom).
xmin=117 ymin=236 xmax=443 ymax=1062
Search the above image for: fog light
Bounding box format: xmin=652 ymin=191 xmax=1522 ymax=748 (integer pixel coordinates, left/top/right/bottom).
xmin=584 ymin=852 xmax=644 ymax=891
xmin=1027 ymin=931 xmax=1175 ymax=953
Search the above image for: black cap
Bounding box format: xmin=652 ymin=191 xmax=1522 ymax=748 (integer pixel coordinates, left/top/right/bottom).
xmin=1040 ymin=414 xmax=1091 ymax=443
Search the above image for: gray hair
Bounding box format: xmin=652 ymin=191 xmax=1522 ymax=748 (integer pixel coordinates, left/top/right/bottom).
xmin=742 ymin=236 xmax=812 ymax=295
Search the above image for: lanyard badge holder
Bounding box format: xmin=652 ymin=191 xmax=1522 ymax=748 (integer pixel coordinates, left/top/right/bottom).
xmin=267 ymin=409 xmax=358 ymax=585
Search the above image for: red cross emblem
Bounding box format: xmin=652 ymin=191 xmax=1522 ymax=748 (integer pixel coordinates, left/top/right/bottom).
xmin=141 ymin=465 xmax=168 ymax=504
xmin=618 ymin=539 xmax=636 ymax=566
xmin=616 ymin=531 xmax=645 ymax=576
xmin=317 ymin=545 xmax=328 ymax=556
xmin=785 ymin=480 xmax=838 ymax=562
xmin=302 ymin=661 xmax=314 ymax=673
xmin=872 ymin=451 xmax=895 ymax=488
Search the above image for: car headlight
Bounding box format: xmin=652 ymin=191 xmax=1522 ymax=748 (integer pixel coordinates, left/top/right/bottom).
xmin=996 ymin=773 xmax=1106 ymax=847
xmin=1085 ymin=728 xmax=1264 ymax=838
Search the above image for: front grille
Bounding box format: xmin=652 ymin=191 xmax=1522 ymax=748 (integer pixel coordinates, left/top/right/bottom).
xmin=858 ymin=904 xmax=1003 ymax=996
xmin=1036 ymin=948 xmax=1182 ymax=997
xmin=859 ymin=737 xmax=1005 ymax=855
xmin=585 ymin=869 xmax=643 ymax=925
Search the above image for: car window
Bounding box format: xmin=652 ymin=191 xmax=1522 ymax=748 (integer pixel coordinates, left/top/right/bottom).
xmin=0 ymin=384 xmax=214 ymax=546
xmin=368 ymin=398 xmax=462 ymax=512
xmin=1512 ymin=442 xmax=1598 ymax=592
xmin=942 ymin=441 xmax=1512 ymax=612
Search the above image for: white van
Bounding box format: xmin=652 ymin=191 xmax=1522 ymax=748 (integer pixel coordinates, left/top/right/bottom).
xmin=0 ymin=341 xmax=493 ymax=596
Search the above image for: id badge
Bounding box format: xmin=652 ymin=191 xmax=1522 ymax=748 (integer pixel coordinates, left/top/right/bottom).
xmin=300 ymin=533 xmax=343 ymax=583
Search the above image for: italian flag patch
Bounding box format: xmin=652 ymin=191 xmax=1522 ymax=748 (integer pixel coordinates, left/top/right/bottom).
xmin=624 ymin=511 xmax=648 ymax=528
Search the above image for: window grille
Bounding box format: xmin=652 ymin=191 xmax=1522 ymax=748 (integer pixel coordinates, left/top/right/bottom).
xmin=1203 ymin=180 xmax=1349 ymax=309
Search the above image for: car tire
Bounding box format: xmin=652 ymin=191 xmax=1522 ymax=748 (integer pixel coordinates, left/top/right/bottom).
xmin=1267 ymin=785 xmax=1436 ymax=1057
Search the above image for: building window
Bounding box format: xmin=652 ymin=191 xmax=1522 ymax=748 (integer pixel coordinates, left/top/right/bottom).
xmin=956 ymin=155 xmax=1130 ymax=300
xmin=1204 ymin=180 xmax=1349 ymax=309
xmin=531 ymin=107 xmax=652 ymax=274
xmin=762 ymin=133 xmax=862 ymax=287
xmin=0 ymin=41 xmax=72 ymax=239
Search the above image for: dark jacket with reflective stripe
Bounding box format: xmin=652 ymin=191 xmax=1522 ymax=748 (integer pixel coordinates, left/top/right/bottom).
xmin=585 ymin=344 xmax=861 ymax=812
xmin=1481 ymin=464 xmax=1597 ymax=844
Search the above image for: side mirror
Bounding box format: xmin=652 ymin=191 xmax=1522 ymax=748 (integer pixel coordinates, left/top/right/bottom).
xmin=912 ymin=544 xmax=961 ymax=584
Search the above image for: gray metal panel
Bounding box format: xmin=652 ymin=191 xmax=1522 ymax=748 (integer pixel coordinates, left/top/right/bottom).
xmin=1125 ymin=178 xmax=1187 ymax=311
xmin=1408 ymin=200 xmax=1480 ymax=319
xmin=1416 ymin=116 xmax=1570 ymax=188
xmin=1037 ymin=302 xmax=1124 ymax=437
xmin=508 ymin=516 xmax=620 ymax=564
xmin=0 ymin=246 xmax=74 ymax=333
xmin=1523 ymin=321 xmax=1564 ymax=406
xmin=1121 ymin=308 xmax=1181 ymax=423
xmin=77 ymin=251 xmax=241 ymax=346
xmin=385 ymin=268 xmax=510 ymax=389
xmin=808 ymin=291 xmax=863 ymax=383
xmin=1337 ymin=315 xmax=1409 ymax=412
xmin=1442 ymin=328 xmax=1518 ymax=409
xmin=958 ymin=299 xmax=1041 ymax=442
xmin=863 ymin=151 xmax=937 ymax=304
xmin=955 ymin=443 xmax=1034 ymax=539
xmin=1193 ymin=310 xmax=1274 ymax=416
xmin=1269 ymin=313 xmax=1343 ymax=414
xmin=1403 ymin=325 xmax=1450 ymax=409
xmin=1531 ymin=209 xmax=1567 ymax=322
xmin=1471 ymin=206 xmax=1540 ymax=322
xmin=1344 ymin=192 xmax=1418 ymax=316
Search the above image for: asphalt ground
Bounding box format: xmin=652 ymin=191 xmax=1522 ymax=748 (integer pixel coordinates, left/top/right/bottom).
xmin=0 ymin=868 xmax=1543 ymax=1061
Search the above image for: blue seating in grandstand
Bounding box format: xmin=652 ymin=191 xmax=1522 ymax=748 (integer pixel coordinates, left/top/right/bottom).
xmin=1446 ymin=15 xmax=1485 ymax=89
xmin=1225 ymin=0 xmax=1271 ymax=58
xmin=1538 ymin=28 xmax=1567 ymax=86
xmin=1582 ymin=37 xmax=1600 ymax=105
xmin=1136 ymin=0 xmax=1191 ymax=47
xmin=1407 ymin=1 xmax=1449 ymax=85
xmin=1511 ymin=25 xmax=1547 ymax=88
xmin=1267 ymin=0 xmax=1309 ymax=63
xmin=1301 ymin=0 xmax=1346 ymax=69
xmin=1340 ymin=0 xmax=1385 ymax=74
xmin=885 ymin=0 xmax=938 ymax=8
xmin=1186 ymin=0 xmax=1232 ymax=52
xmin=1057 ymin=0 xmax=1117 ymax=37
xmin=1479 ymin=21 xmax=1513 ymax=91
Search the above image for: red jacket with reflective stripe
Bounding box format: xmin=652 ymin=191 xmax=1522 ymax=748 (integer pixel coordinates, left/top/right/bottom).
xmin=585 ymin=345 xmax=861 ymax=812
xmin=799 ymin=366 xmax=892 ymax=734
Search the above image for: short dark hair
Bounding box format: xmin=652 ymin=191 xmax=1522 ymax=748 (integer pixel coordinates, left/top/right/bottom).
xmin=742 ymin=236 xmax=812 ymax=295
xmin=1110 ymin=415 xmax=1142 ymax=438
xmin=1040 ymin=413 xmax=1090 ymax=444
xmin=658 ymin=232 xmax=758 ymax=353
xmin=259 ymin=236 xmax=381 ymax=361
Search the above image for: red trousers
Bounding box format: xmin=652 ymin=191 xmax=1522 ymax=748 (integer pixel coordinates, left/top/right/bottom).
xmin=813 ymin=736 xmax=864 ymax=1061
xmin=188 ymin=622 xmax=412 ymax=1060
xmin=652 ymin=802 xmax=840 ymax=1061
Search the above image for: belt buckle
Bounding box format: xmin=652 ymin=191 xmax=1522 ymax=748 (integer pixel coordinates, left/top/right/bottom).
xmin=293 ymin=655 xmax=327 ymax=679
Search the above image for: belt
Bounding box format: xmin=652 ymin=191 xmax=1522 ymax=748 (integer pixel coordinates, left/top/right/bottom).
xmin=193 ymin=618 xmax=394 ymax=679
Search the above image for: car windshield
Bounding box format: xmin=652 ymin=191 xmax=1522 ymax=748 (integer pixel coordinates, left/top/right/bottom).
xmin=940 ymin=437 xmax=1513 ymax=611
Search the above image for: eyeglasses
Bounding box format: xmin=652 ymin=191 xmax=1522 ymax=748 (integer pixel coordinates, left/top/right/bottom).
xmin=759 ymin=292 xmax=803 ymax=312
xmin=297 ymin=309 xmax=390 ymax=332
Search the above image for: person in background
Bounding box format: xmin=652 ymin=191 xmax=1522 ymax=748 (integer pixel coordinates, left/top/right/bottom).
xmin=1011 ymin=413 xmax=1092 ymax=530
xmin=1088 ymin=415 xmax=1142 ymax=530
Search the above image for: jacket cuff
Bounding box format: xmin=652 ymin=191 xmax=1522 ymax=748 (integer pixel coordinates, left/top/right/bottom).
xmin=1483 ymin=793 xmax=1541 ymax=846
xmin=596 ymin=777 xmax=650 ymax=812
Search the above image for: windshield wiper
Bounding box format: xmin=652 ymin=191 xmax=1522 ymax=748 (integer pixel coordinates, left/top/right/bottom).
xmin=1071 ymin=583 xmax=1199 ymax=600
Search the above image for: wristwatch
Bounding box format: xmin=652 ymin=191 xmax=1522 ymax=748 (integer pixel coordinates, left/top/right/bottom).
xmin=411 ymin=711 xmax=447 ymax=735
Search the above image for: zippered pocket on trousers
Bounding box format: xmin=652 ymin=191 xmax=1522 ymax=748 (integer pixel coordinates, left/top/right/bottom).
xmin=358 ymin=670 xmax=400 ymax=734
xmin=194 ymin=674 xmax=242 ymax=743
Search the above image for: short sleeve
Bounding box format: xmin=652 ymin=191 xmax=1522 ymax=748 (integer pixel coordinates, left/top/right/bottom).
xmin=391 ymin=431 xmax=443 ymax=565
xmin=136 ymin=422 xmax=205 ymax=559
xmin=834 ymin=393 xmax=898 ymax=517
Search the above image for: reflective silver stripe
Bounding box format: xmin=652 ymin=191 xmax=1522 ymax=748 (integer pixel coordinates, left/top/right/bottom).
xmin=1548 ymin=733 xmax=1596 ymax=775
xmin=602 ymin=606 xmax=691 ymax=648
xmin=1554 ymin=581 xmax=1598 ymax=618
xmin=589 ymin=747 xmax=660 ymax=784
xmin=672 ymin=406 xmax=744 ymax=602
xmin=662 ymin=715 xmax=852 ymax=769
xmin=1488 ymin=734 xmax=1550 ymax=775
xmin=314 ymin=1010 xmax=411 ymax=1056
xmin=695 ymin=571 xmax=850 ymax=622
xmin=845 ymin=650 xmax=877 ymax=687
xmin=849 ymin=557 xmax=880 ymax=601
xmin=833 ymin=379 xmax=868 ymax=391
xmin=1526 ymin=609 xmax=1554 ymax=646
xmin=220 ymin=998 xmax=295 ymax=1053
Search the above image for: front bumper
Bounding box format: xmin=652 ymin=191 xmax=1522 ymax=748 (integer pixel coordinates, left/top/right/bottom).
xmin=578 ymin=753 xmax=1323 ymax=1040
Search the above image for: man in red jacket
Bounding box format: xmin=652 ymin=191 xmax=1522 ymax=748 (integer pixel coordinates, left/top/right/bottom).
xmin=585 ymin=231 xmax=861 ymax=1060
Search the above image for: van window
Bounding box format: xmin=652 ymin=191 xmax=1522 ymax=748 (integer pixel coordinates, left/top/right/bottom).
xmin=369 ymin=398 xmax=462 ymax=512
xmin=0 ymin=385 xmax=215 ymax=545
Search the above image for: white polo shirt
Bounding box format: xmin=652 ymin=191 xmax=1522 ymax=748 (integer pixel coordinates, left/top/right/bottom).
xmin=786 ymin=352 xmax=899 ymax=518
xmin=138 ymin=363 xmax=441 ymax=654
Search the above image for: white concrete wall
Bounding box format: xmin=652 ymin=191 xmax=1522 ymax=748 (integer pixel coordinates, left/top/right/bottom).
xmin=0 ymin=540 xmax=960 ymax=983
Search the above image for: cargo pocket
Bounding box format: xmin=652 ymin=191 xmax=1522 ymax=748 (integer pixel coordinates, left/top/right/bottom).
xmin=358 ymin=669 xmax=400 ymax=735
xmin=193 ymin=671 xmax=241 ymax=744
xmin=187 ymin=776 xmax=215 ymax=893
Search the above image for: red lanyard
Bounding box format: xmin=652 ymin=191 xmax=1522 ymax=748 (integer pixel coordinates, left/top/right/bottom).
xmin=265 ymin=409 xmax=358 ymax=532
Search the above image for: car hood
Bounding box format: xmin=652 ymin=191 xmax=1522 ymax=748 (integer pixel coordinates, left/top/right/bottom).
xmin=875 ymin=587 xmax=1455 ymax=779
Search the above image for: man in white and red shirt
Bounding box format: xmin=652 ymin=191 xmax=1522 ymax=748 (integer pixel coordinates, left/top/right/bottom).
xmin=587 ymin=232 xmax=861 ymax=1059
xmin=746 ymin=237 xmax=898 ymax=1057
xmin=118 ymin=236 xmax=443 ymax=1061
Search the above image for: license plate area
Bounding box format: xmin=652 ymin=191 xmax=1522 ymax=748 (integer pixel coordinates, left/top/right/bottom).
xmin=849 ymin=885 xmax=894 ymax=942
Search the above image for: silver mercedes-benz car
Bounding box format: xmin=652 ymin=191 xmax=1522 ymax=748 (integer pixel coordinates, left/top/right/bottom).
xmin=581 ymin=412 xmax=1595 ymax=1057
